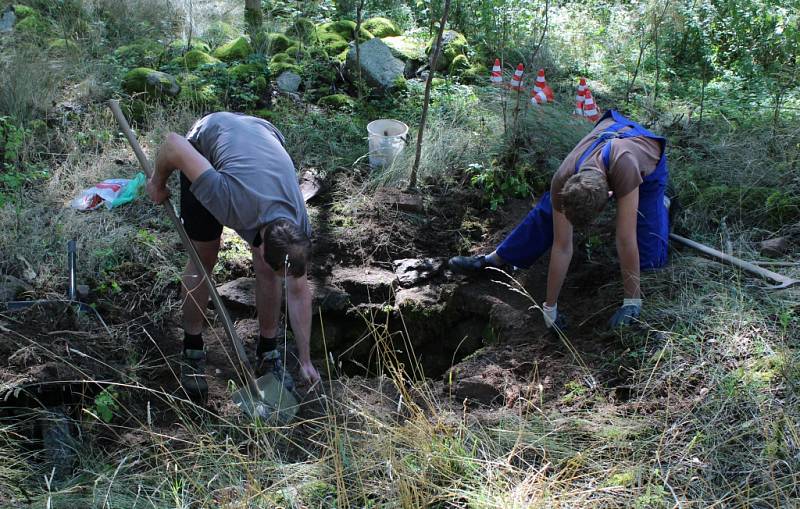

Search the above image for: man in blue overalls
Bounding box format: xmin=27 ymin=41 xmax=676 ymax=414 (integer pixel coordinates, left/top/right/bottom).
xmin=450 ymin=110 xmax=670 ymax=329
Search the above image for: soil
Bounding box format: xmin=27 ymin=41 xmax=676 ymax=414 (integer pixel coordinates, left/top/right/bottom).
xmin=0 ymin=170 xmax=641 ymax=470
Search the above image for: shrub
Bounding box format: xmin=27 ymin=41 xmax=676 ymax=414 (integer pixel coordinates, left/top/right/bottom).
xmin=229 ymin=63 xmax=265 ymax=81
xmin=113 ymin=40 xmax=165 ymax=69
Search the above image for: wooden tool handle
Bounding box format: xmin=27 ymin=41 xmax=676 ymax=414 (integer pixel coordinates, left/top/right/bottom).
xmin=108 ymin=100 xmax=262 ymax=397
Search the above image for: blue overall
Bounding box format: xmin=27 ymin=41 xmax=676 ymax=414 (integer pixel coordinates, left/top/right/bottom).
xmin=495 ymin=110 xmax=669 ymax=270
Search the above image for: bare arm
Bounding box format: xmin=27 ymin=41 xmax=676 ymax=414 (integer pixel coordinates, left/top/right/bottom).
xmin=615 ymin=188 xmax=641 ymax=299
xmin=545 ymin=209 xmax=574 ymax=307
xmin=147 ymin=132 xmax=213 ymax=203
xmin=286 ymin=274 xmax=320 ymax=385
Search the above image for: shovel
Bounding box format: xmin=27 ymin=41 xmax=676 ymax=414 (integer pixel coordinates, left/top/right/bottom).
xmin=670 ymin=233 xmax=800 ymax=290
xmin=108 ymin=100 xmax=298 ymax=423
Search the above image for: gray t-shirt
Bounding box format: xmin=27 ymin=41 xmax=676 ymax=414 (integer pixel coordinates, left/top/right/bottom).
xmin=185 ymin=112 xmax=311 ymax=244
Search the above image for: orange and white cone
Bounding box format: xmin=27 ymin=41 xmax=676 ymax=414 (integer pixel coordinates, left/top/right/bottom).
xmin=509 ymin=63 xmax=524 ymax=91
xmin=530 ymin=88 xmax=548 ymax=105
xmin=533 ymin=68 xmax=555 ymax=102
xmin=574 ymin=77 xmax=587 ymax=116
xmin=490 ymin=58 xmax=503 ymax=85
xmin=583 ymin=88 xmax=600 ymax=122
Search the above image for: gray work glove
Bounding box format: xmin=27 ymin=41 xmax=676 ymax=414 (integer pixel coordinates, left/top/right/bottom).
xmin=608 ymin=299 xmax=642 ymax=328
xmin=542 ymin=303 xmax=568 ymax=332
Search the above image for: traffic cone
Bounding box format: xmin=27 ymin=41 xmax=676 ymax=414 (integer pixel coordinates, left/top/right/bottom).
xmin=533 ymin=69 xmax=555 ymax=102
xmin=583 ymin=88 xmax=600 ymax=122
xmin=574 ymin=77 xmax=587 ymax=116
xmin=530 ymin=88 xmax=548 ymax=105
xmin=490 ymin=58 xmax=503 ymax=85
xmin=509 ymin=63 xmax=524 ymax=91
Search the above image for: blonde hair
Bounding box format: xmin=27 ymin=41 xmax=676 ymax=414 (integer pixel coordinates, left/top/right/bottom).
xmin=560 ymin=169 xmax=609 ymax=227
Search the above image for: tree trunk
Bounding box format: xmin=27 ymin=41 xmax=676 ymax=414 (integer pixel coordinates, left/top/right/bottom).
xmin=354 ymin=0 xmax=365 ymax=99
xmin=245 ymin=0 xmax=263 ymax=52
xmin=408 ymin=0 xmax=452 ymax=191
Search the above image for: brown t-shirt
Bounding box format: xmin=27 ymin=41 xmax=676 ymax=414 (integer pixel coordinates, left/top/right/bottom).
xmin=550 ymin=118 xmax=663 ymax=212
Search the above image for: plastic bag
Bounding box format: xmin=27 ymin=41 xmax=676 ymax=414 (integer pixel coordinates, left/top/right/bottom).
xmin=70 ymin=172 xmax=145 ymax=211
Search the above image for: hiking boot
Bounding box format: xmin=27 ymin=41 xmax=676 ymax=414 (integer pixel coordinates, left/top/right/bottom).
xmin=180 ymin=349 xmax=208 ymax=400
xmin=256 ymin=349 xmax=295 ymax=393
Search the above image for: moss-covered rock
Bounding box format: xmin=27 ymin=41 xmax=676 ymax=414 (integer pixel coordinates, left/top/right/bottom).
xmin=173 ymin=49 xmax=220 ymax=70
xmin=381 ymin=36 xmax=425 ymax=61
xmin=318 ymin=20 xmax=373 ymax=42
xmin=318 ymin=32 xmax=349 ymax=55
xmin=47 ymin=38 xmax=79 ymax=54
xmin=270 ymin=53 xmax=295 ymax=65
xmin=122 ymin=67 xmax=181 ymax=98
xmin=318 ymin=93 xmax=355 ymax=109
xmin=268 ymin=62 xmax=302 ymax=76
xmin=362 ymin=17 xmax=401 ymax=38
xmin=461 ymin=62 xmax=488 ymax=83
xmin=167 ymin=39 xmax=211 ymax=56
xmin=266 ymin=32 xmax=294 ymax=53
xmin=203 ymin=21 xmax=238 ymax=48
xmin=213 ymin=35 xmax=252 ymax=61
xmin=177 ymin=74 xmax=219 ymax=106
xmin=286 ymin=17 xmax=316 ymax=41
xmin=12 ymin=4 xmax=36 ymax=19
xmin=14 ymin=13 xmax=50 ymax=36
xmin=448 ymin=54 xmax=471 ymax=75
xmin=229 ymin=62 xmax=266 ymax=81
xmin=426 ymin=30 xmax=468 ymax=71
xmin=114 ymin=40 xmax=164 ymax=68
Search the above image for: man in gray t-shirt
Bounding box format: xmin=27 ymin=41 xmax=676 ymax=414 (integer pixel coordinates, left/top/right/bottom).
xmin=146 ymin=112 xmax=320 ymax=399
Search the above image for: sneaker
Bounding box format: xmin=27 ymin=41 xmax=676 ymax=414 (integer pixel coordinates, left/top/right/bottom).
xmin=448 ymin=255 xmax=490 ymax=274
xmin=256 ymin=349 xmax=295 ymax=393
xmin=180 ymin=349 xmax=208 ymax=399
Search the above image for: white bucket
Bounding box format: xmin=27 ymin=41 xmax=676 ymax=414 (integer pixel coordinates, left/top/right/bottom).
xmin=367 ymin=119 xmax=409 ymax=169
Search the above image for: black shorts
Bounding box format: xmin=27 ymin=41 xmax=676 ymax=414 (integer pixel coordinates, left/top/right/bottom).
xmin=180 ymin=172 xmax=223 ymax=242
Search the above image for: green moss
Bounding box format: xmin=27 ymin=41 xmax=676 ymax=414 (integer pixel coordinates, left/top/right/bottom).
xmin=121 ymin=67 xmax=180 ymax=98
xmin=381 ymin=35 xmax=425 ymax=61
xmin=268 ymin=62 xmax=302 ymax=76
xmin=393 ymin=75 xmax=408 ymax=92
xmin=173 ymin=49 xmax=220 ymax=70
xmin=14 ymin=14 xmax=50 ymax=36
xmin=318 ymin=33 xmax=349 ymax=56
xmin=47 ymin=38 xmax=78 ymax=54
xmin=287 ymin=17 xmax=316 ymax=41
xmin=283 ymin=44 xmax=301 ymax=58
xmin=426 ymin=30 xmax=468 ymax=71
xmin=448 ymin=54 xmax=471 ymax=75
xmin=114 ymin=40 xmax=164 ymax=68
xmin=318 ymin=20 xmax=373 ymax=42
xmin=362 ymin=17 xmax=401 ymax=37
xmin=167 ymin=39 xmax=211 ymax=55
xmin=318 ymin=93 xmax=355 ymax=109
xmin=230 ymin=62 xmax=265 ymax=81
xmin=12 ymin=4 xmax=36 ymax=19
xmin=250 ymin=75 xmax=268 ymax=94
xmin=461 ymin=62 xmax=488 ymax=83
xmin=213 ymin=35 xmax=252 ymax=62
xmin=269 ymin=53 xmax=295 ymax=65
xmin=251 ymin=108 xmax=276 ymax=121
xmin=266 ymin=32 xmax=294 ymax=53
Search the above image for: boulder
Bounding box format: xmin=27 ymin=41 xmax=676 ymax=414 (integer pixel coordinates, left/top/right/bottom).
xmin=318 ymin=20 xmax=373 ymax=42
xmin=122 ymin=68 xmax=180 ymax=98
xmin=317 ymin=32 xmax=349 ymax=56
xmin=276 ymin=71 xmax=302 ymax=93
xmin=329 ymin=266 xmax=397 ymax=304
xmin=0 ymin=6 xmax=16 ymax=32
xmin=229 ymin=62 xmax=264 ymax=81
xmin=213 ymin=36 xmax=252 ymax=62
xmin=217 ymin=277 xmax=256 ymax=311
xmin=286 ymin=17 xmax=316 ymax=41
xmin=173 ymin=49 xmax=220 ymax=70
xmin=362 ymin=17 xmax=401 ymax=38
xmin=426 ymin=30 xmax=467 ymax=71
xmin=393 ymin=258 xmax=445 ymax=287
xmin=313 ymin=285 xmax=351 ymax=313
xmin=381 ymin=36 xmax=426 ymax=77
xmin=448 ymin=54 xmax=471 ymax=75
xmin=345 ymin=38 xmax=405 ymax=93
xmin=266 ymin=32 xmax=293 ymax=53
xmin=269 ymin=62 xmax=302 ymax=77
xmin=759 ymin=237 xmax=789 ymax=257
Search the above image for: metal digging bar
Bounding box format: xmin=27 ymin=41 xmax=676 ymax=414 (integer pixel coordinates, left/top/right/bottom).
xmin=3 ymin=240 xmax=112 ymax=336
xmin=670 ymin=233 xmax=800 ymax=290
xmin=107 ymin=100 xmax=297 ymax=423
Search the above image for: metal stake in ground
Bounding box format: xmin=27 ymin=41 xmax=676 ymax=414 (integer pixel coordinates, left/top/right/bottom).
xmin=107 ymin=100 xmax=298 ymax=423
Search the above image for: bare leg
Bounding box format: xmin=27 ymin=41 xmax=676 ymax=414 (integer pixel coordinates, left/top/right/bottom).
xmin=182 ymin=238 xmax=221 ymax=335
xmin=252 ymin=247 xmax=282 ymax=338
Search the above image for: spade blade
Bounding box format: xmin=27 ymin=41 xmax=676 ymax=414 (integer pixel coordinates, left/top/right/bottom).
xmin=232 ymin=372 xmax=299 ymax=424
